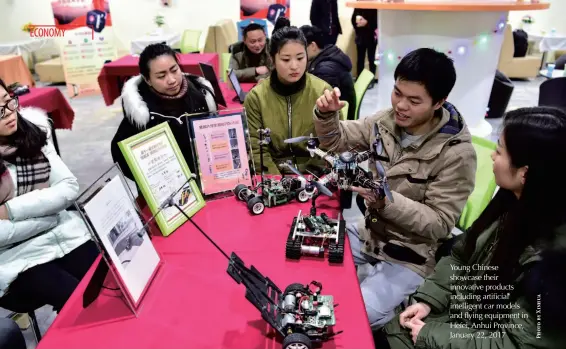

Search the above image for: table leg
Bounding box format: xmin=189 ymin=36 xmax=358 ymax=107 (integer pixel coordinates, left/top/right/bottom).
xmin=540 ymin=51 xmax=548 ymax=70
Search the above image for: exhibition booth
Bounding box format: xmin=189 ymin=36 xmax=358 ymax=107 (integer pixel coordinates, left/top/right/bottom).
xmin=1 ymin=1 xmax=564 ymax=349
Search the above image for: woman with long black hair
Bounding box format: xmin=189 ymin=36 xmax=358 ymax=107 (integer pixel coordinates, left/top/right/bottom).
xmin=0 ymin=78 xmax=98 ymax=313
xmin=380 ymin=106 xmax=566 ymax=349
xmin=111 ymin=43 xmax=217 ymax=180
xmin=244 ymin=26 xmax=340 ymax=175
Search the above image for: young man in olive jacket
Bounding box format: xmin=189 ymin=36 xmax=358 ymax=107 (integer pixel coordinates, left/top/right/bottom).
xmin=312 ymin=48 xmax=477 ymax=329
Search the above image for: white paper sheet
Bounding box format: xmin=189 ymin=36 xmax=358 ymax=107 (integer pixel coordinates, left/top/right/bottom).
xmin=83 ymin=176 xmax=160 ymax=303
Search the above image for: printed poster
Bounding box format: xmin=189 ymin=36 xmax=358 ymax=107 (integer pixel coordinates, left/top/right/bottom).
xmin=192 ymin=114 xmax=252 ymax=195
xmin=130 ymin=130 xmax=199 ymax=223
xmin=240 ymin=0 xmax=290 ymax=24
xmin=83 ymin=175 xmax=160 ymax=304
xmin=51 ymin=0 xmax=117 ymax=97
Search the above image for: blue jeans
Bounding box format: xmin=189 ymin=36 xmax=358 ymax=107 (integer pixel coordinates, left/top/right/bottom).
xmin=348 ymin=223 xmax=424 ymax=329
xmin=0 ymin=318 xmax=26 ymax=349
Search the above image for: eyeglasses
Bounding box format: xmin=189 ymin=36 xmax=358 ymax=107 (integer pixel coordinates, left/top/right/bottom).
xmin=0 ymin=98 xmax=18 ymax=119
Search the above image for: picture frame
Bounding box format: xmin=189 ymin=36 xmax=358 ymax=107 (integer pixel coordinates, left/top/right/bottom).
xmin=75 ymin=165 xmax=162 ymax=315
xmin=118 ymin=122 xmax=205 ymax=236
xmin=187 ymin=110 xmax=254 ymax=196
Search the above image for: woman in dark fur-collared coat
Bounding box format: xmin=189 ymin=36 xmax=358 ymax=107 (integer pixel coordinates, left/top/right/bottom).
xmin=110 ymin=43 xmax=217 ymax=180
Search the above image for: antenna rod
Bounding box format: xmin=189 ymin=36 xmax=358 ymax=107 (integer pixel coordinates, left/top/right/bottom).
xmin=151 ymin=175 xmax=231 ymax=261
xmin=173 ymin=204 xmax=231 ymax=261
xmin=137 ymin=175 xmax=194 ymax=237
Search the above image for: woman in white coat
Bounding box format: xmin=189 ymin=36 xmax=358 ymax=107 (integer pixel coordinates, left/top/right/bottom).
xmin=0 ymin=78 xmax=98 ymax=313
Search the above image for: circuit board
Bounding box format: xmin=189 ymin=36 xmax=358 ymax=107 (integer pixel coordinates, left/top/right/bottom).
xmin=302 ymin=295 xmax=336 ymax=327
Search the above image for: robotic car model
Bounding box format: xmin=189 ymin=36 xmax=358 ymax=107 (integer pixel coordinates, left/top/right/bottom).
xmin=160 ymin=182 xmax=342 ymax=349
xmin=233 ymin=128 xmax=327 ymax=215
xmin=286 ymin=210 xmax=346 ymax=264
xmin=234 ymin=175 xmax=311 ymax=215
xmin=228 ymin=253 xmax=341 ymax=349
xmin=279 ymin=162 xmax=344 ymax=263
xmin=284 ymin=129 xmax=394 ymax=203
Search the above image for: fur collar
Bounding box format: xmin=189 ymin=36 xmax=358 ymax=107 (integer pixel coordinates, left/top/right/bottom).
xmin=19 ymin=106 xmax=50 ymax=129
xmin=121 ymin=74 xmax=217 ymax=129
xmin=19 ymin=107 xmax=51 ymax=141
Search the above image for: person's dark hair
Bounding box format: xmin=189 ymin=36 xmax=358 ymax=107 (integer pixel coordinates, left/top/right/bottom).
xmin=0 ymin=78 xmax=47 ymax=158
xmin=138 ymin=43 xmax=180 ymax=79
xmin=273 ymin=16 xmax=290 ymax=36
xmin=243 ymin=23 xmax=266 ymax=39
xmin=463 ymin=106 xmax=566 ymax=295
xmin=394 ymin=48 xmax=456 ymax=104
xmin=299 ymin=25 xmax=325 ymax=49
xmin=269 ymin=26 xmax=307 ymax=58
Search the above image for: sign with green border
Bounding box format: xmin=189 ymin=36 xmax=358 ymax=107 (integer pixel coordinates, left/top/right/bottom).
xmin=118 ymin=122 xmax=205 ymax=236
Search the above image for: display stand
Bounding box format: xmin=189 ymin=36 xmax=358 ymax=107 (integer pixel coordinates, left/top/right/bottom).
xmin=185 ymin=109 xmax=254 ymax=199
xmin=118 ymin=122 xmax=206 ymax=236
xmin=75 ymin=165 xmax=162 ymax=316
xmin=346 ymin=0 xmax=551 ymax=137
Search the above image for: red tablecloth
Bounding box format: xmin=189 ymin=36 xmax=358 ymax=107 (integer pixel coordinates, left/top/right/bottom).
xmin=36 ymin=196 xmax=374 ymax=349
xmin=19 ymin=87 xmax=74 ymax=129
xmin=219 ymin=82 xmax=255 ymax=110
xmin=98 ymin=53 xmax=219 ymax=106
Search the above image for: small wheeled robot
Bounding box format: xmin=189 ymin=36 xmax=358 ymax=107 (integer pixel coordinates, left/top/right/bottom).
xmin=286 ymin=210 xmax=346 ymax=264
xmin=234 ymin=176 xmax=311 ymax=215
xmin=228 ymin=253 xmax=341 ymax=349
xmin=233 ymin=128 xmax=324 ymax=215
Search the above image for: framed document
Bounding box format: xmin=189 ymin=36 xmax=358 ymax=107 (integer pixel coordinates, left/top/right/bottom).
xmin=189 ymin=112 xmax=253 ymax=195
xmin=118 ymin=122 xmax=205 ymax=236
xmin=76 ymin=165 xmax=162 ymax=315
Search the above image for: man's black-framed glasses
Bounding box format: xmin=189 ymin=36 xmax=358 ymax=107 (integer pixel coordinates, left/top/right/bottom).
xmin=0 ymin=97 xmax=19 ymax=119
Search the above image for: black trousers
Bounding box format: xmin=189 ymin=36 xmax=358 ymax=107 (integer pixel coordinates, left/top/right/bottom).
xmin=324 ymin=32 xmax=339 ymax=46
xmin=0 ymin=318 xmax=26 ymax=349
xmin=356 ymin=40 xmax=378 ymax=77
xmin=0 ymin=240 xmax=99 ymax=313
xmin=374 ymin=328 xmax=392 ymax=349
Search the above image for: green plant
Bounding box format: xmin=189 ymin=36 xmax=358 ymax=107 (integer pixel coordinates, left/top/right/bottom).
xmin=521 ymin=15 xmax=534 ymax=24
xmin=154 ymin=15 xmax=165 ymax=27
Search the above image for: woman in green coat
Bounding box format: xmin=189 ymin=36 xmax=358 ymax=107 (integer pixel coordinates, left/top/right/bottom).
xmin=379 ymin=106 xmax=566 ymax=349
xmin=244 ymin=26 xmax=343 ymax=175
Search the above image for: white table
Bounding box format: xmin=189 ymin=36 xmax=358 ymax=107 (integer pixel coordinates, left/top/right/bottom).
xmin=0 ymin=39 xmax=53 ymax=55
xmin=528 ymin=33 xmax=566 ymax=52
xmin=130 ymin=32 xmax=181 ymax=55
xmin=539 ymin=69 xmax=565 ymax=78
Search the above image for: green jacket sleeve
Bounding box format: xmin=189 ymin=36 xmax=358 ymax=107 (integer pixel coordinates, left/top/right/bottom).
xmin=244 ymin=90 xmax=280 ymax=174
xmin=230 ymin=53 xmax=257 ymax=82
xmin=416 ymin=298 xmax=562 ymax=349
xmin=412 ymin=237 xmax=468 ymax=314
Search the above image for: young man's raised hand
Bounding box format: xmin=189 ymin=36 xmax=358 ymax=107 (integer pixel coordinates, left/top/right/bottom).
xmin=316 ymin=87 xmax=346 ymax=113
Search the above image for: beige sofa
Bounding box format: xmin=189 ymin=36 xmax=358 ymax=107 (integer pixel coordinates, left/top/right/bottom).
xmin=498 ymin=24 xmax=541 ymax=79
xmin=203 ymin=19 xmax=238 ymax=54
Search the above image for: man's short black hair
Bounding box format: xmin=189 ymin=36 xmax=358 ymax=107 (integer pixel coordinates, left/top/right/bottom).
xmin=299 ymin=25 xmax=325 ymax=49
xmin=394 ymin=48 xmax=456 ymax=104
xmin=243 ymin=23 xmax=266 ymax=39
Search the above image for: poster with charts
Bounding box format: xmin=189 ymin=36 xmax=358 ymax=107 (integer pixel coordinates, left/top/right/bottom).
xmin=51 ymin=0 xmax=117 ymax=98
xmin=192 ymin=113 xmax=252 ymax=195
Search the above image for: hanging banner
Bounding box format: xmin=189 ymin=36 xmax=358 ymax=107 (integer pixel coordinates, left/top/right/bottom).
xmin=240 ymin=0 xmax=290 ymax=25
xmin=51 ymin=0 xmax=117 ymax=98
